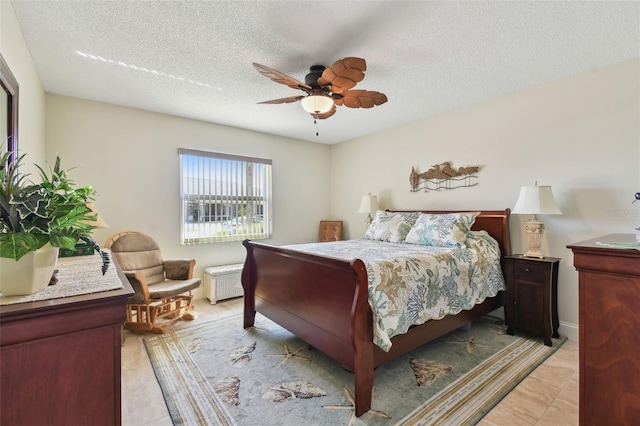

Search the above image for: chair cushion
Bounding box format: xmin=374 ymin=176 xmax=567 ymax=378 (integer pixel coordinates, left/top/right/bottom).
xmin=109 ymin=232 xmax=165 ymax=284
xmin=147 ymin=278 xmax=201 ymax=300
xmin=164 ymin=259 xmax=193 ymax=280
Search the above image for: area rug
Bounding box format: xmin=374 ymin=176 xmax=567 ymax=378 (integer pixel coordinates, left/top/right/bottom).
xmin=144 ymin=312 xmax=565 ymax=426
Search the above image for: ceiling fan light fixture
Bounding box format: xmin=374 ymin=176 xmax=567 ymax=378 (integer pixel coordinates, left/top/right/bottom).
xmin=254 ymin=58 xmax=386 ymax=121
xmin=300 ymin=94 xmax=333 ymax=114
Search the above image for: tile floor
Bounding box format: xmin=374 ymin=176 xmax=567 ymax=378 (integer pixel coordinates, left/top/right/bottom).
xmin=121 ymin=298 xmax=579 ymax=425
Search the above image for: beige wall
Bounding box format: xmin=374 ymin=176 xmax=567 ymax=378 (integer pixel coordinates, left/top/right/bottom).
xmin=329 ymin=59 xmax=640 ymax=339
xmin=0 ymin=1 xmax=46 ymax=172
xmin=46 ymin=94 xmax=332 ymax=284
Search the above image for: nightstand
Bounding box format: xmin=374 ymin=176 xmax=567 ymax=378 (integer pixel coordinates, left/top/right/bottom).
xmin=504 ymin=255 xmax=560 ymax=346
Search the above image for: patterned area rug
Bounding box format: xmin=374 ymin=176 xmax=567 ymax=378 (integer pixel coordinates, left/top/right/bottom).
xmin=144 ymin=313 xmax=565 ymax=426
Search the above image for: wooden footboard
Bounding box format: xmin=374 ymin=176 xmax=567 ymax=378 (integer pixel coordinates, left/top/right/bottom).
xmin=242 ymin=240 xmax=376 ymax=414
xmin=242 ymin=209 xmax=510 ymax=416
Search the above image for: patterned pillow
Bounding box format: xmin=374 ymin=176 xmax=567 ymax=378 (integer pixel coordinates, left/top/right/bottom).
xmin=405 ymin=212 xmax=480 ymax=248
xmin=364 ymin=211 xmax=420 ymax=243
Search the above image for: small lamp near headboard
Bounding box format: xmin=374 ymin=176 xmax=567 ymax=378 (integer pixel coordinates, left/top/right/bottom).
xmin=358 ymin=193 xmax=379 ymax=225
xmin=512 ymin=182 xmax=562 ymax=258
xmin=83 ymin=202 xmax=109 ymax=229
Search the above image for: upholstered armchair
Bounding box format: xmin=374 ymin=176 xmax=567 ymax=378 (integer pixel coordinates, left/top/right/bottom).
xmin=105 ymin=230 xmax=201 ymax=334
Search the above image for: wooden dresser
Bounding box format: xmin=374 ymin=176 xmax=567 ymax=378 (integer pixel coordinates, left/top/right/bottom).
xmin=0 ymin=262 xmax=133 ymax=426
xmin=567 ymin=234 xmax=640 ymax=426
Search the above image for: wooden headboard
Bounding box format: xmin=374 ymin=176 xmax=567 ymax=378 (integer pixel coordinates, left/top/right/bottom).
xmin=387 ymin=209 xmax=512 ymax=258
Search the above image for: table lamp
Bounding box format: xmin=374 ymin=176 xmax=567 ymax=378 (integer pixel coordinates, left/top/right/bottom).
xmin=358 ymin=194 xmax=379 ymax=225
xmin=60 ymin=202 xmax=109 ymax=257
xmin=84 ymin=202 xmax=109 ymax=228
xmin=512 ymin=183 xmax=562 ymax=258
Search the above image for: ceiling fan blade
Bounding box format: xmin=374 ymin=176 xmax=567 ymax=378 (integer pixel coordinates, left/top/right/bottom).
xmin=336 ymin=90 xmax=388 ymax=108
xmin=318 ymin=57 xmax=366 ymax=93
xmin=257 ymin=95 xmax=304 ymax=105
xmin=252 ymin=63 xmax=312 ymax=91
xmin=312 ymin=104 xmax=337 ymax=120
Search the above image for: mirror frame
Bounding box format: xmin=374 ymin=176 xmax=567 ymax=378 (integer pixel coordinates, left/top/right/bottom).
xmin=0 ymin=53 xmax=19 ymax=161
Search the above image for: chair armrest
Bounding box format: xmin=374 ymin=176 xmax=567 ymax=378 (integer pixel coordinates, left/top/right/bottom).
xmin=164 ymin=259 xmax=196 ymax=280
xmin=124 ymin=270 xmax=151 ymax=303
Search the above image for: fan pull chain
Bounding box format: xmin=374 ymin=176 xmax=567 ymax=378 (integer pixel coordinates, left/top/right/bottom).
xmin=314 ymin=118 xmax=319 ymax=136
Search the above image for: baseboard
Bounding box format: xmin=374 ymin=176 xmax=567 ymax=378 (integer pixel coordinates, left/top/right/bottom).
xmin=559 ymin=321 xmax=578 ymax=342
xmin=192 ymin=287 xmax=205 ymax=300
xmin=489 ymin=307 xmax=578 ymax=342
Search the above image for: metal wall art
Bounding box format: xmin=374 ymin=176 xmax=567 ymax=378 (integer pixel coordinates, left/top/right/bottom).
xmin=410 ymin=162 xmax=480 ymax=192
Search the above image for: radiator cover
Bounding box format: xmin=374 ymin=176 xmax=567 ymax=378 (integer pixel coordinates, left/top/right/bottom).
xmin=203 ymin=263 xmax=244 ymax=304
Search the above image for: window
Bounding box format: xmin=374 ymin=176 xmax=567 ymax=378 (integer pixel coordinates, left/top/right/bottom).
xmin=179 ymin=148 xmax=272 ymax=243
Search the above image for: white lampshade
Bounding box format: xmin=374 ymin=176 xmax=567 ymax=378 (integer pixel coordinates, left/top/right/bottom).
xmin=358 ymin=194 xmax=378 ymax=226
xmin=300 ymin=95 xmax=334 ymax=114
xmin=358 ymin=195 xmax=379 ymax=214
xmin=83 ymin=202 xmax=109 ymax=228
xmin=512 ymin=185 xmax=562 ymax=215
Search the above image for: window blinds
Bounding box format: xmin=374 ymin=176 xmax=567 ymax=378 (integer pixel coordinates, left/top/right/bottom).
xmin=179 ymin=148 xmax=272 ymax=244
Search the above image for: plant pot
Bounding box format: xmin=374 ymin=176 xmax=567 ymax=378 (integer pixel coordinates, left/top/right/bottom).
xmin=0 ymin=244 xmax=59 ymax=296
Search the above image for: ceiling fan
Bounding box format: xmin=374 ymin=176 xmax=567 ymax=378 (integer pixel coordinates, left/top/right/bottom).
xmin=252 ymin=57 xmax=388 ymax=120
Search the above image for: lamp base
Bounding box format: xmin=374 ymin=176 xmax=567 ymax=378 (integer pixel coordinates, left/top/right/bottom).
xmin=523 ymin=248 xmax=545 ymax=259
xmin=523 ymin=215 xmax=546 ymax=259
xmin=365 ymin=214 xmax=373 ymax=226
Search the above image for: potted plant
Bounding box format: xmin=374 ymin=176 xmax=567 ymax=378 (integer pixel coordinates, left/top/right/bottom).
xmin=0 ymin=150 xmax=108 ymax=296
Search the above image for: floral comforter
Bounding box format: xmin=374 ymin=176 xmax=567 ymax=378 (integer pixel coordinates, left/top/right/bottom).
xmin=282 ymin=230 xmax=506 ymax=351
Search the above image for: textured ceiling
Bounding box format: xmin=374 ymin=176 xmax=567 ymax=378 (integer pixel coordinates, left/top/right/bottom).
xmin=10 ymin=1 xmax=640 ymax=144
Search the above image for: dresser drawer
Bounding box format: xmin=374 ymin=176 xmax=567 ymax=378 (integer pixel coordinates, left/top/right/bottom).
xmin=512 ymin=260 xmax=546 ymax=281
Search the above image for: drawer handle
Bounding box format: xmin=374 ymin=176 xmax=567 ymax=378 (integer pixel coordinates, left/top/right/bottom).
xmin=524 ymin=268 xmax=531 ymax=273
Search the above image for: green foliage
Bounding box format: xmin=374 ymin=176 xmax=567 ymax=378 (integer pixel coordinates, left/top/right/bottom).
xmin=0 ymin=150 xmax=98 ymax=261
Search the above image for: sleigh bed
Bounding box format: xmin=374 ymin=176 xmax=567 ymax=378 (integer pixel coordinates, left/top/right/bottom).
xmin=241 ymin=209 xmax=511 ymax=416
